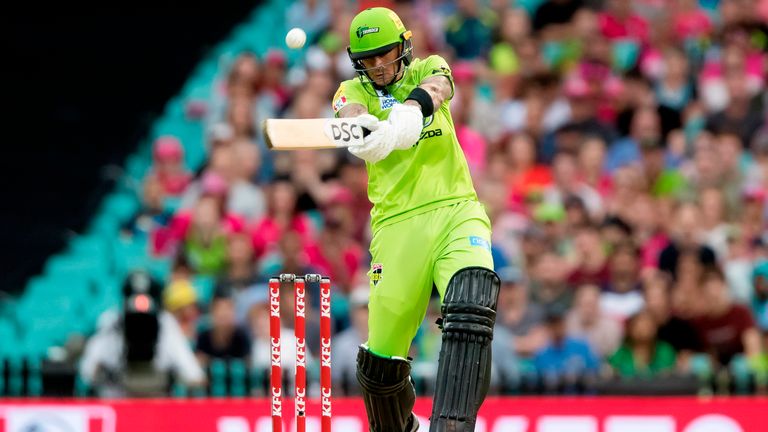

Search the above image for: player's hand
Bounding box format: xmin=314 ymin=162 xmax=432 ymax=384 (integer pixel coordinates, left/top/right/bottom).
xmin=387 ymin=103 xmax=423 ymax=150
xmin=348 ymin=114 xmax=396 ymax=163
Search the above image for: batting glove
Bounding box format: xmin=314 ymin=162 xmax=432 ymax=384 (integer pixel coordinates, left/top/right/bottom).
xmin=347 ymin=114 xmax=396 ymax=164
xmin=387 ymin=103 xmax=424 ymax=150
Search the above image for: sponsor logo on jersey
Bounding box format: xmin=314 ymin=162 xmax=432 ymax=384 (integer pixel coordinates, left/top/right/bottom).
xmin=379 ymin=93 xmax=398 ymax=110
xmin=356 ymin=26 xmax=380 ymax=39
xmin=333 ymin=95 xmax=347 ymax=112
xmin=423 ymin=114 xmax=434 ymax=128
xmin=469 ymin=236 xmax=491 ymax=252
xmin=370 ymin=263 xmax=383 ymax=287
xmin=419 ymin=128 xmax=442 ymax=141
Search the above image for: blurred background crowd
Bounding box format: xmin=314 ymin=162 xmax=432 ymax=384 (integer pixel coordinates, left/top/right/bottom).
xmin=5 ymin=0 xmax=768 ymax=398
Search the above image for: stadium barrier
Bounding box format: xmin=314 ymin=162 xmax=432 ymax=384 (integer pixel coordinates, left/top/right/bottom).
xmin=0 ymin=397 xmax=765 ymax=431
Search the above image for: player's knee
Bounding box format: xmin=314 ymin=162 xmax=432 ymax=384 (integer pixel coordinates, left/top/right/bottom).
xmin=441 ymin=267 xmax=500 ymax=334
xmin=368 ymin=297 xmax=424 ymax=357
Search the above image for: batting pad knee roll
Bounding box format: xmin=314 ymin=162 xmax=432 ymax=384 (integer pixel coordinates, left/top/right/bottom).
xmin=356 ymin=346 xmax=416 ymax=432
xmin=431 ymin=267 xmax=500 ymax=432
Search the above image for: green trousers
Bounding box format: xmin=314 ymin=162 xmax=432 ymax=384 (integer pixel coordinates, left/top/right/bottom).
xmin=365 ymin=200 xmax=494 ymax=358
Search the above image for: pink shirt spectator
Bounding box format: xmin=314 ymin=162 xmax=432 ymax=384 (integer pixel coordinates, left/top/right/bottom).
xmin=640 ymin=232 xmax=669 ymax=271
xmin=456 ymin=124 xmax=487 ymax=175
xmin=304 ymin=240 xmax=364 ymax=288
xmin=152 ymin=211 xmax=245 ymax=256
xmin=153 ymin=171 xmax=192 ymax=196
xmin=598 ymin=12 xmax=649 ymax=43
xmin=250 ymin=214 xmax=315 ymax=259
xmin=672 ymin=10 xmax=711 ymax=41
xmin=150 ymin=136 xmax=192 ymax=196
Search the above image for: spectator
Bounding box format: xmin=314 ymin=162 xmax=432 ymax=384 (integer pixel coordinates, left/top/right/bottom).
xmin=163 ymin=279 xmax=201 ymax=344
xmin=601 ymin=215 xmax=633 ymax=250
xmin=692 ymin=268 xmax=761 ymax=369
xmin=503 ymin=133 xmax=553 ymax=202
xmin=626 ymin=195 xmax=667 ymax=276
xmin=182 ymin=193 xmax=243 ymax=275
xmin=544 ymin=151 xmax=604 ymax=219
xmin=609 ymin=309 xmax=677 ymax=377
xmin=229 ymin=140 xmax=267 ymax=220
xmin=639 ymin=136 xmax=687 ymax=199
xmin=533 ymin=0 xmax=585 ymax=34
xmin=451 ymin=61 xmax=501 ymax=149
xmin=654 ymin=46 xmax=696 ymax=114
xmin=488 ymin=9 xmax=528 ymax=76
xmin=216 ymin=232 xmax=259 ymax=294
xmin=531 ymin=251 xmax=574 ymax=315
xmin=598 ymin=0 xmax=649 ymax=44
xmin=195 ymin=292 xmax=251 ymax=367
xmin=601 ymin=242 xmax=645 ymax=321
xmin=304 ymin=192 xmax=364 ymax=290
xmin=534 ymin=307 xmax=600 ymax=394
xmin=567 ymin=225 xmax=610 ymax=287
xmin=644 ymin=273 xmax=702 ymax=371
xmin=606 ymin=107 xmax=662 ymax=173
xmin=179 ymin=143 xmax=265 ymax=221
xmin=496 ymin=266 xmax=548 ymax=357
xmin=562 ymin=195 xmax=592 ymax=235
xmin=699 ymin=187 xmax=732 ymax=262
xmin=123 ymin=175 xmax=174 ymax=238
xmin=261 ymin=50 xmax=291 ymax=111
xmin=704 ymin=54 xmax=764 ymax=146
xmin=251 ymin=178 xmax=315 ymax=259
xmin=578 ymin=135 xmax=613 ymax=198
xmin=444 ymin=0 xmax=497 ymax=60
xmin=145 ymin=136 xmax=192 ymax=197
xmin=671 ymin=0 xmax=712 ymax=43
xmin=567 ymin=284 xmax=623 ymax=357
xmin=500 ymin=72 xmax=571 ymax=139
xmin=658 ymin=202 xmax=717 ymax=280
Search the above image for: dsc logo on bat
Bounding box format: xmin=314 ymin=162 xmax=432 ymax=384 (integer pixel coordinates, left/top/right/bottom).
xmin=329 ymin=122 xmax=363 ymax=141
xmin=324 ymin=120 xmax=366 ymax=147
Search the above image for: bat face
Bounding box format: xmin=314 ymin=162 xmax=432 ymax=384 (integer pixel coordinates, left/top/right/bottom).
xmin=264 ymin=118 xmax=367 ymax=150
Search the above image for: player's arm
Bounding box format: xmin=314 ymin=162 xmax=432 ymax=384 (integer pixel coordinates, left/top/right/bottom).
xmin=405 ymin=75 xmax=452 ymax=112
xmin=338 ymin=103 xmax=368 ymax=118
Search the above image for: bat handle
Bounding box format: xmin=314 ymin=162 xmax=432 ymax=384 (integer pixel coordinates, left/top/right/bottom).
xmin=362 ymin=127 xmax=371 ymax=138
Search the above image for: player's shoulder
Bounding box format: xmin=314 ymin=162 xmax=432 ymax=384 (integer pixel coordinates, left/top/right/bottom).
xmin=411 ymin=55 xmax=451 ymax=75
xmin=332 ymin=78 xmax=367 ymax=114
xmin=334 ymin=77 xmax=365 ymax=97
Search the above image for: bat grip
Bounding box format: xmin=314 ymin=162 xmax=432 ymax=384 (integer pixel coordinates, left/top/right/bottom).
xmin=362 ymin=127 xmax=371 ymax=137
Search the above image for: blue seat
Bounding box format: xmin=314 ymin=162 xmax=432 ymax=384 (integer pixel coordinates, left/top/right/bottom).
xmin=99 ymin=192 xmax=140 ymax=224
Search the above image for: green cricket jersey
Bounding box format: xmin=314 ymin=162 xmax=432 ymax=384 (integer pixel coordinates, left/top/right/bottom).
xmin=332 ymin=55 xmax=478 ymax=233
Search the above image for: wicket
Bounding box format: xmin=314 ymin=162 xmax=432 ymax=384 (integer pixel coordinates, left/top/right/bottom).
xmin=269 ymin=274 xmax=332 ymax=432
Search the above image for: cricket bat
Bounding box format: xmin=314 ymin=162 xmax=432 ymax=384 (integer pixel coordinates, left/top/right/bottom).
xmin=263 ymin=118 xmax=369 ymax=150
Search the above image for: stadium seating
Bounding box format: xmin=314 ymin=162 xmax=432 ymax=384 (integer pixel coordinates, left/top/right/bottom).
xmin=1 ymin=0 xmax=295 ymax=395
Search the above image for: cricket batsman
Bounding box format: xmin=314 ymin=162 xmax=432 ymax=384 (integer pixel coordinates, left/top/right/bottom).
xmin=331 ymin=7 xmax=500 ymax=431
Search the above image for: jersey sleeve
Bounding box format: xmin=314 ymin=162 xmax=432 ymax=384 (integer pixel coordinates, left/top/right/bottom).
xmin=332 ymin=79 xmax=369 ymax=117
xmin=413 ymin=54 xmax=455 ymax=102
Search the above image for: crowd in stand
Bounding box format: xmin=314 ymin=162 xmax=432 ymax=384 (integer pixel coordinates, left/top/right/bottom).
xmin=91 ymin=0 xmax=768 ymax=396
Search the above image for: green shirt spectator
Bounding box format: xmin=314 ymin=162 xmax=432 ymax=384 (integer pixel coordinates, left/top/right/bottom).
xmin=609 ymin=310 xmax=677 ymax=378
xmin=444 ymin=0 xmax=497 ymax=59
xmin=609 ymin=340 xmax=677 ymax=378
